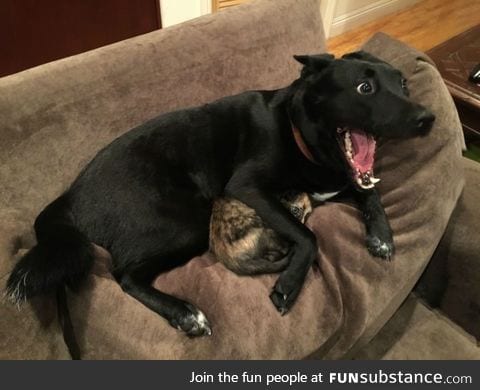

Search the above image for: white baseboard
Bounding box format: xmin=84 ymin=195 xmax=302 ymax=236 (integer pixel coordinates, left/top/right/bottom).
xmin=329 ymin=0 xmax=419 ymax=37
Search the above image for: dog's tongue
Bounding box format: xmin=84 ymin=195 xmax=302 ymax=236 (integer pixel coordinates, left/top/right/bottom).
xmin=349 ymin=128 xmax=376 ymax=172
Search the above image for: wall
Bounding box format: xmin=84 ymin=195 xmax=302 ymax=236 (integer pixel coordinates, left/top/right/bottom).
xmin=160 ymin=0 xmax=211 ymax=28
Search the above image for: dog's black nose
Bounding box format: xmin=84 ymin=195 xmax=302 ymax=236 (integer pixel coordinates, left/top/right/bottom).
xmin=416 ymin=111 xmax=435 ymax=133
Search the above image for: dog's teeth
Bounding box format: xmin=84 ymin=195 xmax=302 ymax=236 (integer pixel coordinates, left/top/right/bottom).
xmin=357 ymin=178 xmax=375 ymax=190
xmin=370 ymin=177 xmax=381 ymax=184
xmin=345 ymin=138 xmax=352 ymax=152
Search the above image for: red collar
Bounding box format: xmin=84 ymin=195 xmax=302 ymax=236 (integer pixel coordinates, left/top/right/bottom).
xmin=291 ymin=123 xmax=318 ymax=165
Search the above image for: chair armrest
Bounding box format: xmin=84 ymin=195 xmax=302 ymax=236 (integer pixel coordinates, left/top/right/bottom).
xmin=417 ymin=157 xmax=480 ymax=340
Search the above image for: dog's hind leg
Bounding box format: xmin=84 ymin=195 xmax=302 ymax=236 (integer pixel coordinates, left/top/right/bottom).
xmin=110 ymin=210 xmax=213 ymax=337
xmin=117 ymin=271 xmax=212 ymax=336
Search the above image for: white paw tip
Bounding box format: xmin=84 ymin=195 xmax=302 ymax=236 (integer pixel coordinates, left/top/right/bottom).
xmin=380 ymin=243 xmax=390 ymax=252
xmin=194 ymin=309 xmax=210 ymax=328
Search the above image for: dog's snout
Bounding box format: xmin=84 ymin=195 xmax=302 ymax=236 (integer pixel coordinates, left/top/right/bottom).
xmin=415 ymin=111 xmax=435 ymax=133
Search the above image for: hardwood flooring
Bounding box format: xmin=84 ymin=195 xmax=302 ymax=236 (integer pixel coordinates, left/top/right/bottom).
xmin=327 ymin=0 xmax=480 ymax=56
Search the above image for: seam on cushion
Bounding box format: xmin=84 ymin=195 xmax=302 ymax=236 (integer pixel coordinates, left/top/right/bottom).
xmin=415 ymin=54 xmax=436 ymax=67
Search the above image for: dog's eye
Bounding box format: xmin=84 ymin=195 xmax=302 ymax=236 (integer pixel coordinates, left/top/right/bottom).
xmin=401 ymin=78 xmax=408 ymax=89
xmin=356 ymin=81 xmax=374 ymax=95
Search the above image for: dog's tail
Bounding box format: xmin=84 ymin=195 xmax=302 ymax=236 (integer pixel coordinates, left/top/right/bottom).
xmin=5 ymin=195 xmax=94 ymax=305
xmin=225 ymin=255 xmax=290 ymax=276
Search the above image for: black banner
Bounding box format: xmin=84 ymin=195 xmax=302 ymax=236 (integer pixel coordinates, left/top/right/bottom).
xmin=0 ymin=360 xmax=477 ymax=389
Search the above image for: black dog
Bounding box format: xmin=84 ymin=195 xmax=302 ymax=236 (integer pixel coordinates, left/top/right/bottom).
xmin=6 ymin=51 xmax=434 ymax=337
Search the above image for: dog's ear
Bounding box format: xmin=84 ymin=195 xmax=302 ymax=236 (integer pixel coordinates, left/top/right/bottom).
xmin=294 ymin=53 xmax=334 ymax=73
xmin=342 ymin=51 xmax=385 ymax=64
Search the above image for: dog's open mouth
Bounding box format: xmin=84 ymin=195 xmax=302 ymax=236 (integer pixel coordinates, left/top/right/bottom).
xmin=336 ymin=127 xmax=380 ymax=190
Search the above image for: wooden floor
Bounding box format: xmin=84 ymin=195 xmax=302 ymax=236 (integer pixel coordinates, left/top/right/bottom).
xmin=327 ymin=0 xmax=480 ymax=57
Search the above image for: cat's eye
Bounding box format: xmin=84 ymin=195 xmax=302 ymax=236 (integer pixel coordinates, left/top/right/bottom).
xmin=290 ymin=206 xmax=303 ymax=219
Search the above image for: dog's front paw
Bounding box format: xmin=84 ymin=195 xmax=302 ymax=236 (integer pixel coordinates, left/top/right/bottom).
xmin=269 ymin=272 xmax=305 ymax=315
xmin=269 ymin=240 xmax=315 ymax=314
xmin=366 ymin=235 xmax=394 ymax=260
xmin=169 ymin=303 xmax=212 ymax=337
